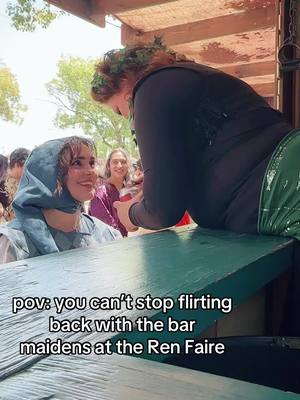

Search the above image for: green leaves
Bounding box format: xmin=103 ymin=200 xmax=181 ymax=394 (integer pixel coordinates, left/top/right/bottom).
xmin=6 ymin=0 xmax=62 ymax=32
xmin=91 ymin=74 xmax=110 ymax=93
xmin=47 ymin=57 xmax=138 ymax=158
xmin=92 ymin=36 xmax=174 ymax=95
xmin=0 ymin=66 xmax=27 ymax=124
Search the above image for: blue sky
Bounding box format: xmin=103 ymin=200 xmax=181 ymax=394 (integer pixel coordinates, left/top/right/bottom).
xmin=0 ymin=2 xmax=121 ymax=154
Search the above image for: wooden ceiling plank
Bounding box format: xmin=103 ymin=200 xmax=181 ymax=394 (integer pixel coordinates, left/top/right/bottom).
xmin=249 ymin=82 xmax=274 ymax=97
xmin=220 ymin=61 xmax=275 ymax=79
xmin=46 ymin=0 xmax=105 ymax=27
xmin=242 ymin=74 xmax=274 ymax=85
xmin=99 ymin=0 xmax=176 ymax=14
xmin=121 ymin=6 xmax=275 ymax=46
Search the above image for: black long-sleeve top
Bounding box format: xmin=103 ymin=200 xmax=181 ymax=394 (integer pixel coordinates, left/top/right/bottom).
xmin=129 ymin=63 xmax=291 ymax=233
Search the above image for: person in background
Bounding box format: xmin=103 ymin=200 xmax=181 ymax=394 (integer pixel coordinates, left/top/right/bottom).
xmin=0 ymin=136 xmax=121 ymax=264
xmin=8 ymin=147 xmax=31 ymax=184
xmin=132 ymin=159 xmax=144 ymax=185
xmin=0 ymin=155 xmax=10 ymax=224
xmin=94 ymin=159 xmax=106 ymax=187
xmin=90 ymin=148 xmax=131 ymax=237
xmin=3 ymin=147 xmax=32 ymax=222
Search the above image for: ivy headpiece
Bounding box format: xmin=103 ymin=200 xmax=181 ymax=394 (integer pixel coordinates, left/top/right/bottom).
xmin=91 ymin=37 xmax=175 ymax=94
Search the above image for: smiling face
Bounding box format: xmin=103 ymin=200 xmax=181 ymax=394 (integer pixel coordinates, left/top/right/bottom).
xmin=65 ymin=144 xmax=97 ymax=202
xmin=108 ymin=151 xmax=129 ymax=181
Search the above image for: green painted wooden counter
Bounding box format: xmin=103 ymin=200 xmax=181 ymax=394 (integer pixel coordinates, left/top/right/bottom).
xmin=0 ymin=352 xmax=299 ymax=400
xmin=0 ymin=226 xmax=295 ymax=397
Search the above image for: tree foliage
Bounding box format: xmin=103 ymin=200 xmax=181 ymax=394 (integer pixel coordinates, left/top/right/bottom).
xmin=47 ymin=57 xmax=137 ymax=158
xmin=6 ymin=0 xmax=62 ymax=32
xmin=0 ymin=65 xmax=27 ymax=124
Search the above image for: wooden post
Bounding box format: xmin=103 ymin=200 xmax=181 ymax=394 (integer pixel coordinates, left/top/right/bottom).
xmin=278 ymin=0 xmax=300 ymax=127
xmin=295 ymin=1 xmax=300 ymax=127
xmin=278 ymin=0 xmax=293 ymax=123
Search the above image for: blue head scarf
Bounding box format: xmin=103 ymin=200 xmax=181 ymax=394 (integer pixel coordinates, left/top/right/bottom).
xmin=10 ymin=137 xmax=81 ymax=255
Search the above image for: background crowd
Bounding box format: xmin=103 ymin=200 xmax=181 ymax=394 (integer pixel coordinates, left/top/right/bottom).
xmin=0 ymin=148 xmax=30 ymax=224
xmin=0 ymin=143 xmax=191 ymax=246
xmin=0 ymin=145 xmax=138 ymax=233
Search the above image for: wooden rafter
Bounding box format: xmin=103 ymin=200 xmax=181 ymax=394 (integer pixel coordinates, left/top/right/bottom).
xmin=94 ymin=0 xmax=176 ymax=14
xmin=121 ymin=6 xmax=275 ymax=46
xmin=46 ymin=0 xmax=175 ymax=23
xmin=45 ymin=0 xmax=277 ymax=101
xmin=251 ymin=82 xmax=274 ymax=97
xmin=219 ymin=61 xmax=275 ymax=79
xmin=46 ymin=0 xmax=105 ymax=27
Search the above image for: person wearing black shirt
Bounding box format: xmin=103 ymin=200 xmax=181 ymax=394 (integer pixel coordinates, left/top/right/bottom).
xmin=91 ymin=39 xmax=295 ymax=239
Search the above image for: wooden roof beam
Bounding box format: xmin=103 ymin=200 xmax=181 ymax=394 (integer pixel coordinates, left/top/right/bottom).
xmin=99 ymin=0 xmax=176 ymax=14
xmin=216 ymin=61 xmax=275 ymax=79
xmin=251 ymin=82 xmax=274 ymax=97
xmin=46 ymin=0 xmax=175 ymax=19
xmin=46 ymin=0 xmax=105 ymax=27
xmin=122 ymin=6 xmax=275 ymax=46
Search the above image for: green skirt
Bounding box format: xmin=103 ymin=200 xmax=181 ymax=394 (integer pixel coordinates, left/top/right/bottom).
xmin=259 ymin=128 xmax=300 ymax=240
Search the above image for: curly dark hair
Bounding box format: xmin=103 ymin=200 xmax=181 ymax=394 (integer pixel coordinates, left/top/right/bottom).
xmin=54 ymin=136 xmax=97 ymax=196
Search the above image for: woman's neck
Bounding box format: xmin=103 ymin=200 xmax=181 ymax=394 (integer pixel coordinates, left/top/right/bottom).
xmin=108 ymin=176 xmax=124 ymax=191
xmin=42 ymin=209 xmax=81 ymax=233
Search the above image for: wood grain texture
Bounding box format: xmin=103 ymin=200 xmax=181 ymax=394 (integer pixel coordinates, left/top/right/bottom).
xmin=0 ymin=227 xmax=293 ymax=376
xmin=116 ymin=0 xmax=275 ymax=31
xmin=46 ymin=0 xmax=105 ymax=26
xmin=220 ymin=60 xmax=275 ymax=79
xmin=96 ymin=0 xmax=175 ymax=14
xmin=46 ymin=0 xmax=277 ymax=99
xmin=0 ymin=352 xmax=299 ymax=400
xmin=121 ymin=6 xmax=275 ymax=46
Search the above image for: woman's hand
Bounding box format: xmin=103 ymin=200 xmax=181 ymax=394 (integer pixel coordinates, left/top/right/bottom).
xmin=113 ymin=191 xmax=143 ymax=232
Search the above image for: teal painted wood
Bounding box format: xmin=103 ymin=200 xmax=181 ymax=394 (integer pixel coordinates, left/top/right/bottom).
xmin=0 ymin=353 xmax=299 ymax=399
xmin=0 ymin=227 xmax=293 ymax=378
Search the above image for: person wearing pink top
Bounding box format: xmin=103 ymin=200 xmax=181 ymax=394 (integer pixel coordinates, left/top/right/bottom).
xmin=90 ymin=149 xmax=130 ymax=237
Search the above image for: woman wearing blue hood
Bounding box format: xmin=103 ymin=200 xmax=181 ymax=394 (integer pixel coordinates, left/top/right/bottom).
xmin=0 ymin=136 xmax=121 ymax=264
